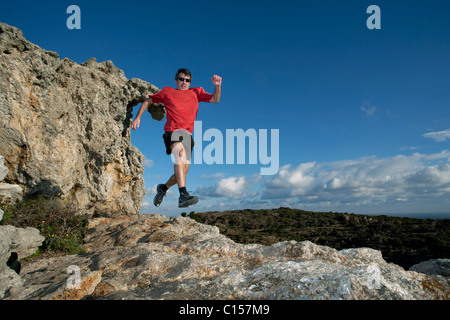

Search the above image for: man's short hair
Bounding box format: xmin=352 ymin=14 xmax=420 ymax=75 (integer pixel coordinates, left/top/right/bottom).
xmin=175 ymin=68 xmax=192 ymax=81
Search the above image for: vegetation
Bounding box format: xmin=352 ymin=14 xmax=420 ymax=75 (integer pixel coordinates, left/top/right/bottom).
xmin=1 ymin=195 xmax=88 ymax=256
xmin=188 ymin=207 xmax=450 ymax=269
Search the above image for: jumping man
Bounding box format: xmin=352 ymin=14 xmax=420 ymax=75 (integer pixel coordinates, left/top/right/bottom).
xmin=131 ymin=68 xmax=222 ymax=208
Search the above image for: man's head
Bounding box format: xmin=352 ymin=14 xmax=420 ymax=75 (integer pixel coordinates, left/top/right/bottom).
xmin=175 ymin=68 xmax=192 ymax=90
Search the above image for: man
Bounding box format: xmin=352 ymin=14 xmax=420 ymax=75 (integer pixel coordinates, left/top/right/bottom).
xmin=131 ymin=68 xmax=222 ymax=208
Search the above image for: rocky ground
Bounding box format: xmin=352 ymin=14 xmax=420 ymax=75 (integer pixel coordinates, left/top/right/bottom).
xmin=2 ymin=214 xmax=449 ymax=300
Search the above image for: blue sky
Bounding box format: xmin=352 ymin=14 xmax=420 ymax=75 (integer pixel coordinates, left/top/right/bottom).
xmin=2 ymin=0 xmax=449 ymax=218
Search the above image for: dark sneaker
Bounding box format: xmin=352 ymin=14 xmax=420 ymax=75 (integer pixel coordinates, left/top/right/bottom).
xmin=153 ymin=184 xmax=167 ymax=207
xmin=178 ymin=192 xmax=198 ymax=208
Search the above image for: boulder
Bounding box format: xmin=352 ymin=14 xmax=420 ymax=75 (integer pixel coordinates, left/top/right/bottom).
xmin=0 ymin=183 xmax=23 ymax=204
xmin=0 ymin=224 xmax=44 ymax=298
xmin=410 ymin=259 xmax=450 ymax=277
xmin=0 ymin=22 xmax=164 ymax=217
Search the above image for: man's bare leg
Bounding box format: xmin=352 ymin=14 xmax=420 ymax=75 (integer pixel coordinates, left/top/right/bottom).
xmin=169 ymin=142 xmax=189 ymax=187
xmin=154 ymin=142 xmax=197 ymax=207
xmin=154 ymin=143 xmax=187 ymax=207
xmin=170 ymin=142 xmax=197 ymax=207
xmin=165 ymin=163 xmax=190 ymax=189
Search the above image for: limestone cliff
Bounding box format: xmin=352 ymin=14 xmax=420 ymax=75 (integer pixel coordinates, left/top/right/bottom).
xmin=0 ymin=22 xmax=164 ymax=217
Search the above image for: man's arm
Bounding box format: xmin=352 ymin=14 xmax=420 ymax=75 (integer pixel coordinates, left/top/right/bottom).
xmin=209 ymin=75 xmax=222 ymax=103
xmin=131 ymin=97 xmax=152 ymax=130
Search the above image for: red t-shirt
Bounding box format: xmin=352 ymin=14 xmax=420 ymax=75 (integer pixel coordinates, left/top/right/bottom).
xmin=148 ymin=87 xmax=213 ymax=133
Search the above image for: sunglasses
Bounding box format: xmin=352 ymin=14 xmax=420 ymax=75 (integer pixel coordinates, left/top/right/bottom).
xmin=178 ymin=77 xmax=191 ymax=83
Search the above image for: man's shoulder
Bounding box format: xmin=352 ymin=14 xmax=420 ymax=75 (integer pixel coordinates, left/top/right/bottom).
xmin=151 ymin=86 xmax=172 ymax=95
xmin=189 ymin=87 xmax=205 ymax=93
xmin=156 ymin=86 xmax=176 ymax=96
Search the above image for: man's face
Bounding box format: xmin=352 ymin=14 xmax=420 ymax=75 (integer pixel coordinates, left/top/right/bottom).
xmin=176 ymin=73 xmax=191 ymax=90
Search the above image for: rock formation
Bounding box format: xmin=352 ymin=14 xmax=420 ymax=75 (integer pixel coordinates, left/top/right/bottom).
xmin=0 ymin=22 xmax=165 ymax=217
xmin=3 ymin=214 xmax=449 ymax=300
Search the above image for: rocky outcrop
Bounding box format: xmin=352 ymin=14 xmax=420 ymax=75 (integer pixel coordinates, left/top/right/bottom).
xmin=0 ymin=219 xmax=45 ymax=299
xmin=0 ymin=154 xmax=45 ymax=299
xmin=410 ymin=259 xmax=450 ymax=278
xmin=4 ymin=214 xmax=449 ymax=300
xmin=0 ymin=22 xmax=165 ymax=217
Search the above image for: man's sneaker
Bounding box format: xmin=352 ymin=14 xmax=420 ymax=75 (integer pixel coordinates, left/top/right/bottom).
xmin=153 ymin=184 xmax=167 ymax=207
xmin=178 ymin=192 xmax=198 ymax=208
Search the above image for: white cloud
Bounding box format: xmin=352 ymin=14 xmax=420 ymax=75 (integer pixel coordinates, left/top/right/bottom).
xmin=142 ymin=201 xmax=151 ymax=208
xmin=405 ymin=163 xmax=450 ymax=186
xmin=193 ymin=150 xmax=450 ymax=214
xmin=196 ymin=176 xmax=249 ymax=199
xmin=265 ymin=162 xmax=315 ymax=196
xmin=262 ymin=150 xmax=450 ymax=208
xmin=360 ymin=102 xmax=376 ymax=117
xmin=216 ymin=176 xmax=247 ymax=199
xmin=400 ymin=146 xmax=418 ymax=151
xmin=147 ymin=185 xmax=156 ymax=195
xmin=423 ymin=129 xmax=450 ymax=142
xmin=329 ymin=177 xmax=343 ymax=189
xmin=143 ymin=158 xmax=154 ymax=168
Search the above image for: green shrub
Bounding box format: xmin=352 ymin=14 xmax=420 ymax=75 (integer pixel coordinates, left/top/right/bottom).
xmin=1 ymin=195 xmax=88 ymax=255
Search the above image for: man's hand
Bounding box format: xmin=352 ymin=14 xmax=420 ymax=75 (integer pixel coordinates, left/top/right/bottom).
xmin=131 ymin=118 xmax=140 ymax=130
xmin=211 ymin=75 xmax=222 ymax=86
xmin=131 ymin=98 xmax=152 ymax=131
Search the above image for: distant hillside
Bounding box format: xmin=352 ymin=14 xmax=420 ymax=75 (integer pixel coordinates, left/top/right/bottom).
xmin=186 ymin=207 xmax=450 ymax=269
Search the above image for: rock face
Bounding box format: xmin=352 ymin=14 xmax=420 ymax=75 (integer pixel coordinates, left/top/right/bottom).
xmin=0 ymin=22 xmax=164 ymax=217
xmin=4 ymin=214 xmax=449 ymax=300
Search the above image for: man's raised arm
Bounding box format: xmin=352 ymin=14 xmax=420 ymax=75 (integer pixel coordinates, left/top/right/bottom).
xmin=209 ymin=75 xmax=222 ymax=103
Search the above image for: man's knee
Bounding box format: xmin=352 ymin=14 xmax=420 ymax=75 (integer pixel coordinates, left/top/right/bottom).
xmin=171 ymin=143 xmax=187 ymax=164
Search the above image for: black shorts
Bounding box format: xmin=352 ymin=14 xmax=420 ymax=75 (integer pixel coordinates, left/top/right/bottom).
xmin=163 ymin=131 xmax=194 ymax=158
